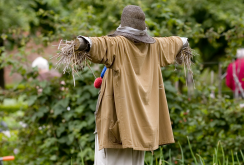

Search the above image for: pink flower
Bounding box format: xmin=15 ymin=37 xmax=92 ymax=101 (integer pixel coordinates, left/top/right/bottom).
xmin=38 ymin=88 xmax=43 ymax=94
xmin=60 ymin=81 xmax=65 ymax=85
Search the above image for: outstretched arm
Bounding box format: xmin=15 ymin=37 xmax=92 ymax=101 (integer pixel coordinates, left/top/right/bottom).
xmin=157 ymin=36 xmax=183 ymax=67
xmin=74 ymin=36 xmax=117 ymax=68
xmin=156 ymin=36 xmax=192 ymax=68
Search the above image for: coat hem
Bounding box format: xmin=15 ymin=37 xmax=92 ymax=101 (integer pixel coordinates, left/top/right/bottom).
xmin=99 ymin=140 xmax=175 ymax=151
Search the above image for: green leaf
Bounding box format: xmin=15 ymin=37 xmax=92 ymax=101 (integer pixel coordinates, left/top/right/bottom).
xmin=58 ymin=136 xmax=68 ymax=144
xmin=50 ymin=155 xmax=57 ymax=161
xmin=56 ymin=126 xmax=65 ymax=137
xmin=75 ymin=105 xmax=85 ymax=114
xmin=187 ymin=136 xmax=199 ymax=165
xmin=68 ymin=134 xmax=75 ymax=144
xmin=36 ymin=111 xmax=44 ymax=118
xmin=164 ymin=81 xmax=177 ymax=93
xmin=77 ymin=92 xmax=91 ymax=104
xmin=60 ymin=98 xmax=69 ymax=107
xmin=63 ymin=111 xmax=74 ymax=120
xmin=28 ymin=95 xmax=38 ymax=106
xmin=39 ymin=81 xmax=48 ymax=88
xmin=43 ymin=87 xmax=51 ymax=95
xmin=53 ymin=98 xmax=69 ymax=116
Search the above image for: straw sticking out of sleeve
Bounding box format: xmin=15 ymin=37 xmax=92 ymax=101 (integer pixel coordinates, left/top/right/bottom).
xmin=175 ymin=46 xmax=197 ymax=88
xmin=52 ymin=40 xmax=95 ymax=86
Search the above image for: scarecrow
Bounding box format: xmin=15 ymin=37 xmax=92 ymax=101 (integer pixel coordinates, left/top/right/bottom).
xmin=56 ymin=5 xmax=193 ymax=165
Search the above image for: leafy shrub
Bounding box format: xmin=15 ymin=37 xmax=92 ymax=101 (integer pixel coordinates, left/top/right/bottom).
xmin=1 ymin=64 xmax=243 ymax=165
xmin=12 ymin=68 xmax=99 ymax=165
xmin=146 ymin=66 xmax=244 ymax=164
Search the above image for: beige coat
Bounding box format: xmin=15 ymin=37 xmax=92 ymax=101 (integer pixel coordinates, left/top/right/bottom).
xmin=89 ymin=36 xmax=183 ymax=151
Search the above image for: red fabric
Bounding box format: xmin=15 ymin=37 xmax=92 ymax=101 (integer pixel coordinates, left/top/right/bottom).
xmin=94 ymin=77 xmax=103 ymax=88
xmin=226 ymin=58 xmax=244 ymax=91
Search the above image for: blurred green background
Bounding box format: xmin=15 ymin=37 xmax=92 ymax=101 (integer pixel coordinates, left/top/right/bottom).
xmin=0 ymin=0 xmax=244 ymax=164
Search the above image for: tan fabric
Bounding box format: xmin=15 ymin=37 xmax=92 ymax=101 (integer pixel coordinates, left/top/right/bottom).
xmin=94 ymin=134 xmax=144 ymax=165
xmin=89 ymin=36 xmax=183 ymax=151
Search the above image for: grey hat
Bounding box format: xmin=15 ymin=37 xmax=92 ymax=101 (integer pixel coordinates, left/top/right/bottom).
xmin=109 ymin=5 xmax=156 ymax=44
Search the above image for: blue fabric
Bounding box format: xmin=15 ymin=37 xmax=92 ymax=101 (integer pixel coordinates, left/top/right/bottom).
xmin=101 ymin=66 xmax=107 ymax=78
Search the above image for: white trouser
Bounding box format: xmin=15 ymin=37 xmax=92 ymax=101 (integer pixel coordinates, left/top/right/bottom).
xmin=94 ymin=134 xmax=145 ymax=165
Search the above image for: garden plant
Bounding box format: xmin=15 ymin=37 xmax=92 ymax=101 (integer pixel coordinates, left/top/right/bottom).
xmin=1 ymin=0 xmax=244 ymax=164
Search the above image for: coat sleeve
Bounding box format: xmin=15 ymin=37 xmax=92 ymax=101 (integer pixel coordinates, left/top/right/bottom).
xmin=226 ymin=63 xmax=234 ymax=91
xmin=88 ymin=36 xmax=117 ymax=68
xmin=156 ymin=36 xmax=183 ymax=67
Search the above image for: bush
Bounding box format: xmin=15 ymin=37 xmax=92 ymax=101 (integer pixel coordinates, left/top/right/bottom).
xmin=1 ymin=64 xmax=243 ymax=165
xmin=11 ymin=68 xmax=99 ymax=165
xmin=146 ymin=66 xmax=244 ymax=164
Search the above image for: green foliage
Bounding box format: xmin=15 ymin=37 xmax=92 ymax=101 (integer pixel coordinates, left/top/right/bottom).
xmin=144 ymin=65 xmax=244 ymax=164
xmin=2 ymin=0 xmax=243 ymax=61
xmin=1 ymin=0 xmax=244 ymax=164
xmin=0 ymin=104 xmax=27 ymax=113
xmin=0 ymin=109 xmax=25 ymax=165
xmin=55 ymin=0 xmax=244 ymax=63
xmin=146 ymin=139 xmax=244 ymax=165
xmin=2 ymin=58 xmax=244 ymax=164
xmin=11 ymin=68 xmax=100 ymax=165
xmin=0 ymin=97 xmax=27 ymax=114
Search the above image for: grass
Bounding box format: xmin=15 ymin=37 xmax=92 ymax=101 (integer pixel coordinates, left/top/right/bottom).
xmin=72 ymin=136 xmax=244 ymax=165
xmin=146 ymin=137 xmax=244 ymax=165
